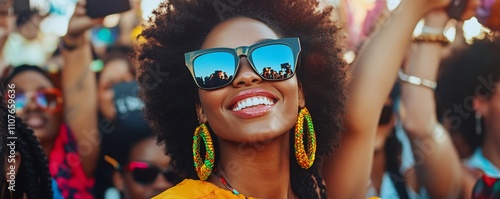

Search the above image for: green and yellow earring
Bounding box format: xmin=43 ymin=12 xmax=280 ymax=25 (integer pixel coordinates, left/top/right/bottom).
xmin=294 ymin=107 xmax=316 ymax=169
xmin=192 ymin=123 xmax=215 ymax=180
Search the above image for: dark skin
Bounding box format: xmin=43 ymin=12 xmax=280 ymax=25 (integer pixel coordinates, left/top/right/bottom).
xmin=98 ymin=59 xmax=134 ymax=120
xmin=60 ymin=0 xmax=102 ymax=177
xmin=113 ymin=138 xmax=173 ymax=199
xmin=9 ymin=71 xmax=62 ymax=156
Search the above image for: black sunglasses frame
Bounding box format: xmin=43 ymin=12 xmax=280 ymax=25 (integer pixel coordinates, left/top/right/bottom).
xmin=184 ymin=37 xmax=301 ymax=90
xmin=126 ymin=161 xmax=180 ymax=185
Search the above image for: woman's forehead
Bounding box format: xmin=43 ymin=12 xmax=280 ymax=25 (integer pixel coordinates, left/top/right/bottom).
xmin=201 ymin=17 xmax=279 ymax=49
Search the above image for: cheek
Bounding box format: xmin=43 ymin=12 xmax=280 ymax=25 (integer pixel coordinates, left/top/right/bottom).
xmin=123 ymin=174 xmax=147 ymax=198
xmin=199 ymin=90 xmax=225 ymax=116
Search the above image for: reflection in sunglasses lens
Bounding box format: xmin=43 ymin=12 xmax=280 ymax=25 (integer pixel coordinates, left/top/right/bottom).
xmin=191 ymin=43 xmax=296 ymax=89
xmin=252 ymin=44 xmax=295 ymax=80
xmin=15 ymin=94 xmax=27 ymax=112
xmin=193 ymin=52 xmax=235 ymax=89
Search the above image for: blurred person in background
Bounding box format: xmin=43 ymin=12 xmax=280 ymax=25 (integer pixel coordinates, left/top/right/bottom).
xmin=110 ymin=137 xmax=178 ymax=199
xmin=96 ymin=45 xmax=136 ymax=121
xmin=2 ymin=9 xmax=58 ymax=67
xmin=2 ymin=0 xmax=102 ymax=197
xmin=105 ymin=131 xmax=179 ymax=199
xmin=437 ymin=38 xmax=500 ymax=197
xmin=3 ymin=64 xmax=96 ymax=198
xmin=0 ymin=84 xmax=59 ymax=198
xmin=94 ymin=80 xmax=163 ymax=199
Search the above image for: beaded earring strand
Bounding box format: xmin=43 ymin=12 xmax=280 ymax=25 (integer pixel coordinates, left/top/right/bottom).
xmin=213 ymin=168 xmax=240 ymax=195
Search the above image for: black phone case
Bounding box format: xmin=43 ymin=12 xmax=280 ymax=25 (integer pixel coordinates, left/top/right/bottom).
xmin=447 ymin=0 xmax=469 ymax=20
xmin=86 ymin=0 xmax=131 ymax=18
xmin=13 ymin=0 xmax=30 ymax=14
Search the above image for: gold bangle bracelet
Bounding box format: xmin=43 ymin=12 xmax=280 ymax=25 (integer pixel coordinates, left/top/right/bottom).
xmin=413 ymin=34 xmax=450 ymax=46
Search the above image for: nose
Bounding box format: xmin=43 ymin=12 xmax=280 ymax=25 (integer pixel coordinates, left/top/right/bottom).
xmin=23 ymin=92 xmax=41 ymax=113
xmin=232 ymin=57 xmax=263 ymax=88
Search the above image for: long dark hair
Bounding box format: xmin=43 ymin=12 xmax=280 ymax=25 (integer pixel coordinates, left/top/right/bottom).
xmin=0 ymin=83 xmax=53 ymax=199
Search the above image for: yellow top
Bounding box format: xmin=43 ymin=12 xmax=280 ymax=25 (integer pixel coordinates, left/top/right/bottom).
xmin=153 ymin=179 xmax=256 ymax=199
xmin=153 ymin=179 xmax=383 ymax=199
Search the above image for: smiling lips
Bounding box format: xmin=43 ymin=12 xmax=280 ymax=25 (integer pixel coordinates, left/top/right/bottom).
xmin=229 ymin=89 xmax=277 ymax=118
xmin=232 ymin=96 xmax=275 ymax=111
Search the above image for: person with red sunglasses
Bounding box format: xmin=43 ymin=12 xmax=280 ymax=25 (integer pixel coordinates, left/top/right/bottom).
xmin=2 ymin=1 xmax=102 ymax=198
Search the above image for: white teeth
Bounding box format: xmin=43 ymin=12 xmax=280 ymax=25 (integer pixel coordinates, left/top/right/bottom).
xmin=233 ymin=96 xmax=274 ymax=111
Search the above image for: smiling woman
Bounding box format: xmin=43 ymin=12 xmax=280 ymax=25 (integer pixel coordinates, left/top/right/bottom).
xmin=136 ymin=1 xmax=346 ymax=198
xmin=135 ymin=0 xmax=451 ymax=198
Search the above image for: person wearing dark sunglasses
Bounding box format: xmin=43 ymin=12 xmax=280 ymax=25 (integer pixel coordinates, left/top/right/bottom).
xmin=135 ymin=0 xmax=452 ymax=198
xmin=105 ymin=136 xmax=179 ymax=199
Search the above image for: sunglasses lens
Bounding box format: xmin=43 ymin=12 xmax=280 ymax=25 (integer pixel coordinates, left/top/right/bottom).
xmin=251 ymin=44 xmax=295 ymax=80
xmin=36 ymin=91 xmax=59 ymax=110
xmin=14 ymin=94 xmax=27 ymax=112
xmin=193 ymin=52 xmax=235 ymax=89
xmin=378 ymin=106 xmax=393 ymax=125
xmin=132 ymin=167 xmax=158 ymax=185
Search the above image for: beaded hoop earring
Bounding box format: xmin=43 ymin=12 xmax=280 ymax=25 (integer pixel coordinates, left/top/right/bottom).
xmin=192 ymin=123 xmax=215 ymax=180
xmin=294 ymin=107 xmax=316 ymax=169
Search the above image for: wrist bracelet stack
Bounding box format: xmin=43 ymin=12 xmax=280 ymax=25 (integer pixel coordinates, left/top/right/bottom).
xmin=398 ymin=70 xmax=437 ymax=90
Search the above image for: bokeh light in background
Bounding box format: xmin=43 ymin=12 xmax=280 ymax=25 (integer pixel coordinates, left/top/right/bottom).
xmin=91 ymin=27 xmax=119 ymax=47
xmin=338 ymin=0 xmax=492 ymax=63
xmin=463 ymin=17 xmax=492 ymax=43
xmin=386 ymin=0 xmax=400 ymax=11
xmin=40 ymin=0 xmax=77 ymax=36
xmin=140 ymin=0 xmax=164 ymax=21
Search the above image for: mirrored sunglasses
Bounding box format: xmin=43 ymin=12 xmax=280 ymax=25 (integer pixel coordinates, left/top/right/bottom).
xmin=184 ymin=37 xmax=301 ymax=90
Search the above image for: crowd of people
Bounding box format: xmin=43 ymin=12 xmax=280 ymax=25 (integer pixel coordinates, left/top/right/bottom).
xmin=0 ymin=0 xmax=499 ymax=198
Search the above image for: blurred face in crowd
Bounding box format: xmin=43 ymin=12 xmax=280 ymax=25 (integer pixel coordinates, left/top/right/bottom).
xmin=9 ymin=71 xmax=62 ymax=152
xmin=197 ymin=17 xmax=304 ymax=143
xmin=98 ymin=58 xmax=134 ymax=119
xmin=374 ymin=98 xmax=396 ymax=152
xmin=113 ymin=137 xmax=176 ymax=199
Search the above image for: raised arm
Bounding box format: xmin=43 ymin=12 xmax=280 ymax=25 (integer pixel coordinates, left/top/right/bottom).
xmin=322 ymin=0 xmax=450 ymax=198
xmin=61 ymin=1 xmax=100 ymax=177
xmin=400 ymin=11 xmax=463 ymax=198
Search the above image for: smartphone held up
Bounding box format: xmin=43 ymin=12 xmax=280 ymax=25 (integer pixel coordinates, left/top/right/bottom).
xmin=86 ymin=0 xmax=131 ymax=18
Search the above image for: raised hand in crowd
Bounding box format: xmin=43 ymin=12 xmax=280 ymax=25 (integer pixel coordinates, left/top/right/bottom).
xmin=61 ymin=0 xmax=102 ymax=178
xmin=321 ymin=0 xmax=453 ymax=198
xmin=400 ymin=10 xmax=463 ymax=198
